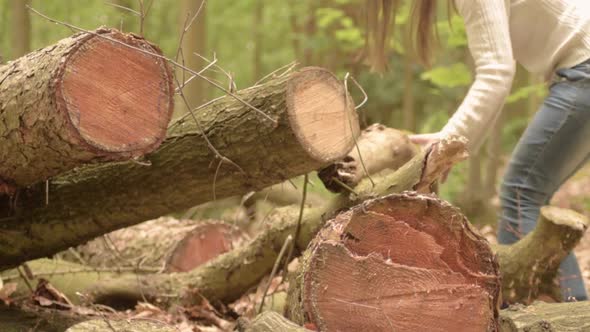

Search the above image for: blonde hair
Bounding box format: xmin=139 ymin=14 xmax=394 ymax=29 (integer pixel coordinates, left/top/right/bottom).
xmin=366 ymin=0 xmax=440 ymax=71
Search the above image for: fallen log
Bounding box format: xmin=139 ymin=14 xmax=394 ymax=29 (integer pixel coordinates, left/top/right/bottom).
xmin=0 ymin=66 xmax=359 ymax=270
xmin=499 ymin=301 xmax=590 ymax=332
xmin=1 ymin=137 xmax=467 ymax=308
xmin=495 ymin=206 xmax=589 ymax=304
xmin=0 ymin=28 xmax=174 ymax=192
xmin=60 ymin=218 xmax=248 ymax=272
xmin=286 ymin=193 xmax=501 ymax=332
xmin=318 ymin=123 xmax=418 ymax=192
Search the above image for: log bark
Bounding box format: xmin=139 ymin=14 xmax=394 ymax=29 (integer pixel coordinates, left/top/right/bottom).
xmin=0 ymin=66 xmax=359 ymax=270
xmin=499 ymin=301 xmax=590 ymax=332
xmin=318 ymin=123 xmax=418 ymax=192
xmin=1 ymin=137 xmax=467 ymax=308
xmin=66 ymin=319 xmax=177 ymax=332
xmin=495 ymin=206 xmax=589 ymax=304
xmin=238 ymin=312 xmax=311 ymax=332
xmin=0 ymin=28 xmax=174 ymax=191
xmin=286 ymin=193 xmax=501 ymax=332
xmin=60 ymin=218 xmax=248 ymax=272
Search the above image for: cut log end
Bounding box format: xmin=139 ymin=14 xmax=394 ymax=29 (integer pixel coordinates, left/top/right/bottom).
xmin=290 ymin=193 xmax=501 ymax=331
xmin=540 ymin=206 xmax=588 ymax=231
xmin=57 ymin=29 xmax=174 ymax=155
xmin=286 ymin=67 xmax=360 ymax=163
xmin=166 ymin=222 xmax=249 ymax=272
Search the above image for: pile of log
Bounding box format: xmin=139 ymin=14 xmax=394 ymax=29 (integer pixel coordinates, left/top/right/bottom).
xmin=2 ymin=28 xmax=590 ymax=332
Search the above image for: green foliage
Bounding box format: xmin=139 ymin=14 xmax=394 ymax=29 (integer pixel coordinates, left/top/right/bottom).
xmin=421 ymin=63 xmax=472 ymax=88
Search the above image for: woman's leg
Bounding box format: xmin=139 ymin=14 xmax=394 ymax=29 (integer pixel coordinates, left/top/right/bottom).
xmin=498 ymin=63 xmax=590 ymax=301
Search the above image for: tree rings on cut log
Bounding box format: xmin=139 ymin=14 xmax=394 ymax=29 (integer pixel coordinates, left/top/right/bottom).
xmin=166 ymin=221 xmax=249 ymax=272
xmin=56 ymin=29 xmax=173 ymax=154
xmin=286 ymin=67 xmax=360 ymax=163
xmin=62 ymin=218 xmax=248 ymax=272
xmin=0 ymin=28 xmax=174 ymax=188
xmin=289 ymin=192 xmax=500 ymax=331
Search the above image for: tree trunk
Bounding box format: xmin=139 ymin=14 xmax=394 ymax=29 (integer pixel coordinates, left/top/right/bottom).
xmin=60 ymin=218 xmax=248 ymax=272
xmin=286 ymin=193 xmax=501 ymax=332
xmin=177 ymin=0 xmax=208 ymax=117
xmin=252 ymin=0 xmax=264 ymax=81
xmin=495 ymin=206 xmax=589 ymax=304
xmin=0 ymin=67 xmax=360 ymax=270
xmin=10 ymin=0 xmax=30 ymax=59
xmin=499 ymin=301 xmax=590 ymax=332
xmin=0 ymin=28 xmax=174 ymax=190
xmin=1 ymin=137 xmax=466 ymax=308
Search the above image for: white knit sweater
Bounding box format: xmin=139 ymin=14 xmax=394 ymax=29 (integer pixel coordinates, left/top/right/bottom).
xmin=442 ymin=0 xmax=590 ymax=151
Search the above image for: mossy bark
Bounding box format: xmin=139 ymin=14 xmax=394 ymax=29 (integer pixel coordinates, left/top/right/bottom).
xmin=499 ymin=301 xmax=590 ymax=332
xmin=0 ymin=67 xmax=356 ymax=270
xmin=0 ymin=28 xmax=174 ymax=190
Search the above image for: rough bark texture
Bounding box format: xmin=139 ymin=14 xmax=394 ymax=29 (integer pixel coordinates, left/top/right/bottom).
xmin=60 ymin=218 xmax=248 ymax=272
xmin=66 ymin=319 xmax=177 ymax=332
xmin=286 ymin=193 xmax=501 ymax=332
xmin=499 ymin=301 xmax=590 ymax=332
xmin=0 ymin=28 xmax=174 ymax=190
xmin=1 ymin=138 xmax=466 ymax=309
xmin=495 ymin=206 xmax=589 ymax=304
xmin=0 ymin=66 xmax=359 ymax=270
xmin=238 ymin=312 xmax=311 ymax=332
xmin=318 ymin=123 xmax=418 ymax=192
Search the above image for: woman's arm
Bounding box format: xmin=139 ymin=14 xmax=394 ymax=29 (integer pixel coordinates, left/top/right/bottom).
xmin=440 ymin=0 xmax=516 ymax=152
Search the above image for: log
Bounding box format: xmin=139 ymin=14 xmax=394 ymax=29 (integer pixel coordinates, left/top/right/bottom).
xmin=60 ymin=218 xmax=248 ymax=272
xmin=0 ymin=66 xmax=359 ymax=270
xmin=318 ymin=123 xmax=418 ymax=192
xmin=495 ymin=206 xmax=589 ymax=304
xmin=66 ymin=319 xmax=177 ymax=332
xmin=286 ymin=193 xmax=501 ymax=332
xmin=0 ymin=28 xmax=174 ymax=191
xmin=499 ymin=301 xmax=590 ymax=332
xmin=238 ymin=311 xmax=311 ymax=332
xmin=1 ymin=138 xmax=467 ymax=308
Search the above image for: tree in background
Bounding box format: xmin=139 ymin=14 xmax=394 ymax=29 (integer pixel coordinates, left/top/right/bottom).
xmin=178 ymin=0 xmax=208 ymax=116
xmin=11 ymin=0 xmax=31 ymax=59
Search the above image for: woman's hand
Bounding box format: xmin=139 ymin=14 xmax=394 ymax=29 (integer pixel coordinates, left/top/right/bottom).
xmin=408 ymin=132 xmax=443 ymax=147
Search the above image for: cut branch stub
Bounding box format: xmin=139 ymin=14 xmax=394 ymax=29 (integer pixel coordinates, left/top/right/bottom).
xmin=288 ymin=192 xmax=501 ymax=332
xmin=495 ymin=206 xmax=589 ymax=304
xmin=0 ymin=28 xmax=174 ymax=189
xmin=167 ymin=221 xmax=249 ymax=272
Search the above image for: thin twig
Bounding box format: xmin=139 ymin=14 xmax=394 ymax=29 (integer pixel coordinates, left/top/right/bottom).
xmin=281 ymin=173 xmax=309 ymax=280
xmin=331 ymin=177 xmax=358 ymax=196
xmin=344 ymin=72 xmax=375 ymax=188
xmin=26 ymin=5 xmax=277 ymax=125
xmin=16 ymin=266 xmax=34 ymax=294
xmin=104 ymin=2 xmax=140 ymax=16
xmin=258 ymin=235 xmax=292 ymax=314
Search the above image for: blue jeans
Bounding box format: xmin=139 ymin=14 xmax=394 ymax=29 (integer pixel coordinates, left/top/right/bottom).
xmin=498 ymin=59 xmax=590 ymax=301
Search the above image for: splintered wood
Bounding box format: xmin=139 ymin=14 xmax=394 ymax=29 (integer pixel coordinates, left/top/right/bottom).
xmin=289 ymin=193 xmax=501 ymax=331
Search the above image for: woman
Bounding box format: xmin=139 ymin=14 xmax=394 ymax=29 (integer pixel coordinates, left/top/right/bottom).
xmin=371 ymin=0 xmax=590 ymax=301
